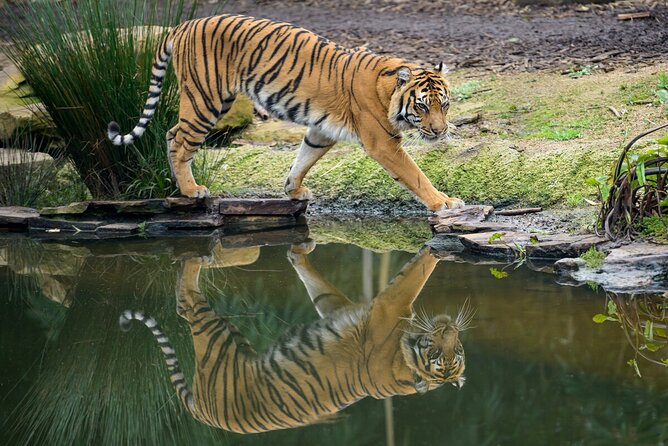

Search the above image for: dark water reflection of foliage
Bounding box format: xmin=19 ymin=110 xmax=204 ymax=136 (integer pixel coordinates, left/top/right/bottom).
xmin=0 ymin=239 xmax=667 ymax=446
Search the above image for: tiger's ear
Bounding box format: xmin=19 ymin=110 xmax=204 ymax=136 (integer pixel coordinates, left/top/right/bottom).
xmin=435 ymin=62 xmax=449 ymax=75
xmin=396 ymin=66 xmax=411 ymax=87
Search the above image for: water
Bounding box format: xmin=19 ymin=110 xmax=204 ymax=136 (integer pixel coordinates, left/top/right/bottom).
xmin=1 ymin=222 xmax=666 ymax=446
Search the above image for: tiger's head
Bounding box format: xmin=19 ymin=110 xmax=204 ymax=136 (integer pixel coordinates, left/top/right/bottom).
xmin=388 ymin=63 xmax=451 ymax=141
xmin=400 ymin=300 xmax=474 ymax=394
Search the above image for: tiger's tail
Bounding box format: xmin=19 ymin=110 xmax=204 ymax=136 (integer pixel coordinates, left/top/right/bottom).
xmin=107 ymin=34 xmax=174 ymax=146
xmin=119 ymin=310 xmax=195 ymax=412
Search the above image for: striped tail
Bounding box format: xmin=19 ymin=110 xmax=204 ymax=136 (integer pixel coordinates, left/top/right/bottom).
xmin=119 ymin=310 xmax=195 ymax=412
xmin=107 ymin=36 xmax=173 ymax=146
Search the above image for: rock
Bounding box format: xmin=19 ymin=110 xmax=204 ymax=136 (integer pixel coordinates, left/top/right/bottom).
xmin=429 ymin=205 xmax=495 ymax=233
xmin=458 ymin=231 xmax=531 ymax=258
xmin=525 ymin=234 xmax=607 ymax=259
xmin=0 ymin=104 xmax=53 ymax=139
xmin=555 ymin=242 xmax=668 ymax=293
xmin=0 ymin=206 xmax=39 ymax=226
xmin=0 ymin=148 xmax=54 ymax=177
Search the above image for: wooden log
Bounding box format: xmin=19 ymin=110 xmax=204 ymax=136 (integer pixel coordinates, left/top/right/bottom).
xmin=617 ymin=12 xmax=651 ymax=21
xmin=493 ymin=207 xmax=543 ymax=216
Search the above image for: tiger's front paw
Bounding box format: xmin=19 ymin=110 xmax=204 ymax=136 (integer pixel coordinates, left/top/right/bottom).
xmin=434 ymin=193 xmax=465 ymax=211
xmin=286 ymin=186 xmax=313 ymax=201
xmin=182 ymin=185 xmax=210 ymax=199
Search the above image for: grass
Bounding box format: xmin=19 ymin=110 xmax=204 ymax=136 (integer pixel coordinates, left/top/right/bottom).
xmin=579 ymin=246 xmax=607 ymax=269
xmin=0 ymin=130 xmax=67 ymax=207
xmin=5 ymin=0 xmax=194 ymax=200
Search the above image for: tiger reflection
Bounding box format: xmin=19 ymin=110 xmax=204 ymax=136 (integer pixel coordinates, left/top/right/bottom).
xmin=120 ymin=244 xmax=471 ymax=433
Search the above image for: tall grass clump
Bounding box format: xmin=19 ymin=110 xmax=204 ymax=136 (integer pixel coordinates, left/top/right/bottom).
xmin=0 ymin=131 xmax=64 ymax=207
xmin=5 ymin=0 xmax=194 ymax=199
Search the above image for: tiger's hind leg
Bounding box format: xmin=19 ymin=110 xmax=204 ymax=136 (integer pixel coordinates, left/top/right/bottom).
xmin=167 ymin=124 xmax=179 ymax=186
xmin=285 ymin=127 xmax=336 ymax=201
xmin=171 ymin=96 xmax=235 ymax=198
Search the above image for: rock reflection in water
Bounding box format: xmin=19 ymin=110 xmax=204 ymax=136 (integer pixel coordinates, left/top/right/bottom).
xmin=120 ymin=243 xmax=469 ymax=433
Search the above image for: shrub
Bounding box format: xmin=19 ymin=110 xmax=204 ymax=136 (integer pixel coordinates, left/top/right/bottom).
xmin=5 ymin=0 xmax=194 ymax=199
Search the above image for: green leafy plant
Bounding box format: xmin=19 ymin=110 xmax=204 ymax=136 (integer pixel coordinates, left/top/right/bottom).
xmin=489 ymin=267 xmax=508 ymax=279
xmin=595 ymin=124 xmax=668 ymax=240
xmin=487 ymin=232 xmax=505 ymax=243
xmin=567 ymin=66 xmax=593 ymax=79
xmin=593 ymin=294 xmax=668 ymax=376
xmin=656 ymin=72 xmax=668 ymax=111
xmin=452 ymin=80 xmax=482 ymax=102
xmin=579 ymin=246 xmax=607 ymax=269
xmin=5 ymin=0 xmax=195 ymax=199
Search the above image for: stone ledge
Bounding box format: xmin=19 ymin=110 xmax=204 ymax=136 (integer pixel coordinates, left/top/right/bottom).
xmin=1 ymin=197 xmax=308 ymax=238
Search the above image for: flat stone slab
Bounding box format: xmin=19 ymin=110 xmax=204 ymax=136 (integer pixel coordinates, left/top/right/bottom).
xmin=429 ymin=205 xmax=494 ymax=233
xmin=0 ymin=206 xmax=39 ymax=225
xmin=555 ymin=242 xmax=668 ymax=293
xmin=457 ymin=231 xmax=608 ymax=259
xmin=1 ymin=197 xmax=308 ymax=239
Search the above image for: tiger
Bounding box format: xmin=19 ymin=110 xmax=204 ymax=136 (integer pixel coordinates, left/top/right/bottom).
xmin=107 ymin=14 xmax=465 ymax=212
xmin=119 ymin=245 xmax=471 ymax=434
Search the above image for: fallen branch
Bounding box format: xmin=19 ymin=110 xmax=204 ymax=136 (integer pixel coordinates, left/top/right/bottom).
xmin=617 ymin=12 xmax=651 ymax=21
xmin=493 ymin=207 xmax=543 ymax=216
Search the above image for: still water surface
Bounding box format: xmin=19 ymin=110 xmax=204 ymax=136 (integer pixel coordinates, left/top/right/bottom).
xmin=1 ymin=223 xmax=666 ymax=445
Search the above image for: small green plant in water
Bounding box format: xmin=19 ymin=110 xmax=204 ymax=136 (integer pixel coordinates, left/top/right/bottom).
xmin=580 ymin=246 xmax=607 ymax=269
xmin=593 ymin=295 xmax=668 ymax=377
xmin=489 ymin=267 xmax=508 ymax=279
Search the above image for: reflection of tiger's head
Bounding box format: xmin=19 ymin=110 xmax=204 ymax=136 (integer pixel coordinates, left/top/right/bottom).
xmin=389 ymin=63 xmax=451 ymax=141
xmin=401 ymin=302 xmax=473 ymax=394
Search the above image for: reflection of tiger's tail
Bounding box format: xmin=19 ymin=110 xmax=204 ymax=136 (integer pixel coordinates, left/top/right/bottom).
xmin=119 ymin=310 xmax=195 ymax=412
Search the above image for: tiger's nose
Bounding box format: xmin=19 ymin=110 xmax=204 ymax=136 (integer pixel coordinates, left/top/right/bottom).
xmin=430 ymin=124 xmax=446 ymax=135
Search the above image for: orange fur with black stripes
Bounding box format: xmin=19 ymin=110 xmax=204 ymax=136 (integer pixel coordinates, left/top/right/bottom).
xmin=119 ymin=247 xmax=470 ymax=433
xmin=108 ymin=14 xmax=464 ymax=211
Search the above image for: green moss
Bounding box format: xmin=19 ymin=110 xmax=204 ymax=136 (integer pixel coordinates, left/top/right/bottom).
xmin=640 ymin=216 xmax=668 ymax=243
xmin=579 ymin=246 xmax=607 ymax=269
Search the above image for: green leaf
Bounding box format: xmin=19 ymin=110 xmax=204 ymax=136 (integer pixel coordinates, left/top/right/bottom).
xmin=658 ymin=134 xmax=668 ymax=145
xmin=662 ymin=358 xmax=668 ymax=365
xmin=645 ymin=343 xmax=662 ymax=352
xmin=529 ymin=235 xmax=539 ymax=245
xmin=636 ymin=162 xmax=647 ymax=185
xmin=657 ymin=89 xmax=668 ymax=104
xmin=488 ymin=232 xmax=505 ymax=244
xmin=607 ymin=300 xmax=617 ymax=316
xmin=592 ymin=314 xmax=608 ymax=323
xmin=627 ymin=359 xmax=642 ymax=377
xmin=489 ymin=267 xmax=509 ymax=279
xmin=644 ymin=320 xmax=654 ymax=341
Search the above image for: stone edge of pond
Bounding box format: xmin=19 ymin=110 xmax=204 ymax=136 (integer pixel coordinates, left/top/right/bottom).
xmin=0 ymin=198 xmax=308 ymax=238
xmin=429 ymin=205 xmax=668 ymax=294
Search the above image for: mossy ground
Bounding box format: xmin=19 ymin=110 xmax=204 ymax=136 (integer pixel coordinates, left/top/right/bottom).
xmin=201 ymin=64 xmax=668 ymax=211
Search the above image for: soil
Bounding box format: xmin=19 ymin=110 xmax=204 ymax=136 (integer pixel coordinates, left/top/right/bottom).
xmin=214 ymin=0 xmax=668 ymax=72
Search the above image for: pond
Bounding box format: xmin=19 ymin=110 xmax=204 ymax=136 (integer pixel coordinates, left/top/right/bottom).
xmin=1 ymin=220 xmax=666 ymax=446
